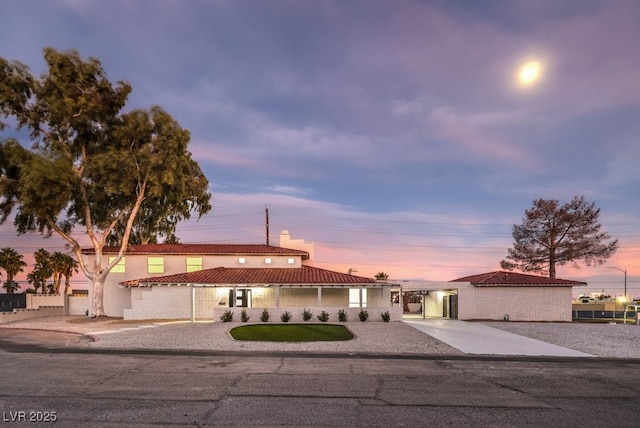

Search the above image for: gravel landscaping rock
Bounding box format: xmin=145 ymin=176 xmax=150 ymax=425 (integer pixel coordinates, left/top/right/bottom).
xmin=3 ymin=316 xmax=640 ymax=358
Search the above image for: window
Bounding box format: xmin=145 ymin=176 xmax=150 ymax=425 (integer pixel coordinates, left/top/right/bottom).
xmin=238 ymin=257 xmax=246 ymax=264
xmin=147 ymin=257 xmax=164 ymax=274
xmin=109 ymin=256 xmax=125 ymax=273
xmin=288 ymin=258 xmax=295 ymax=265
xmin=349 ymin=289 xmax=367 ymax=308
xmin=186 ymin=257 xmax=203 ymax=272
xmin=265 ymin=257 xmax=272 ymax=264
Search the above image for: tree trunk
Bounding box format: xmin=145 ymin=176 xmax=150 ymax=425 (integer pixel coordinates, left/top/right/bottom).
xmin=92 ymin=275 xmax=106 ymax=317
xmin=549 ymin=247 xmax=556 ymax=278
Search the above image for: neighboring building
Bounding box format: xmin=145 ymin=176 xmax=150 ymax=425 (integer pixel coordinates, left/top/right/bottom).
xmin=403 ymin=271 xmax=587 ymax=322
xmin=82 ymin=231 xmax=401 ymax=321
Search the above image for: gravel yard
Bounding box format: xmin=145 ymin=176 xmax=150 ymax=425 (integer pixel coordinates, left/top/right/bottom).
xmin=2 ymin=316 xmax=640 ymax=358
xmin=482 ymin=321 xmax=640 ymax=358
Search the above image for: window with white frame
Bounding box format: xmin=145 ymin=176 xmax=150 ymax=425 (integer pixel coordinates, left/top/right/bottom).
xmin=186 ymin=257 xmax=203 ymax=272
xmin=109 ymin=256 xmax=126 ymax=273
xmin=349 ymin=289 xmax=367 ymax=308
xmin=147 ymin=257 xmax=164 ymax=274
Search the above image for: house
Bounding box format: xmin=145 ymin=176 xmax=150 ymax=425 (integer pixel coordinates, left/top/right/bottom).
xmin=82 ymin=231 xmax=402 ymax=321
xmin=403 ymin=271 xmax=587 ymax=322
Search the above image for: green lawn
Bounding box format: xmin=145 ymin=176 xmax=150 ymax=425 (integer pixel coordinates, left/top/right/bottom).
xmin=229 ymin=323 xmax=354 ymax=342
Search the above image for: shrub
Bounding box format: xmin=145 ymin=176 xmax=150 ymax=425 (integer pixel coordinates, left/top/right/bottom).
xmin=302 ymin=308 xmax=313 ymax=321
xmin=219 ymin=310 xmax=233 ymax=322
xmin=281 ymin=311 xmax=292 ymax=322
xmin=338 ymin=309 xmax=348 ymax=322
xmin=381 ymin=311 xmax=391 ymax=322
xmin=317 ymin=310 xmax=330 ymax=322
xmin=240 ymin=309 xmax=250 ymax=322
xmin=260 ymin=308 xmax=270 ymax=322
xmin=358 ymin=309 xmax=369 ymax=322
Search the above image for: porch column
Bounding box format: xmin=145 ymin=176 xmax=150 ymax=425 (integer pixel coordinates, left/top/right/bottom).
xmin=359 ymin=288 xmax=363 ymax=308
xmin=275 ymin=286 xmax=280 ymax=308
xmin=191 ymin=285 xmax=196 ymax=323
xmin=317 ymin=287 xmax=322 ymax=308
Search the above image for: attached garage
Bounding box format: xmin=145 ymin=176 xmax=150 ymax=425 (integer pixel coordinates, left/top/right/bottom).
xmin=403 ymin=271 xmax=587 ymax=322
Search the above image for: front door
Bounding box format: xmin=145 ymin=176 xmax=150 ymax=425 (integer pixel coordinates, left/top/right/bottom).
xmin=229 ymin=289 xmax=251 ymax=308
xmin=442 ymin=294 xmax=458 ymax=319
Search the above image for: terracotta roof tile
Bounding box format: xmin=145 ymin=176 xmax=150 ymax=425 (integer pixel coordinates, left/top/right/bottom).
xmin=121 ymin=265 xmax=378 ymax=287
xmin=450 ymin=271 xmax=587 ymax=286
xmin=83 ymin=243 xmax=309 ymax=259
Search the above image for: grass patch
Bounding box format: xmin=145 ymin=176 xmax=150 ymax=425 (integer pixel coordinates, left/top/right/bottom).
xmin=230 ymin=323 xmax=354 ymax=342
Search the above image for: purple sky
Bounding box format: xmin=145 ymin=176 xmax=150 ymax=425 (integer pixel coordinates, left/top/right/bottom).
xmin=0 ymin=0 xmax=638 ymax=296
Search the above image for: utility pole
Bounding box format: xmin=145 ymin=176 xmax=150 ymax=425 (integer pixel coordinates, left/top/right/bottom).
xmin=265 ymin=205 xmax=270 ymax=246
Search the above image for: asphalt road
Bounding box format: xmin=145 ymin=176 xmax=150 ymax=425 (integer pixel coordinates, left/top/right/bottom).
xmin=1 ymin=330 xmax=640 ymax=427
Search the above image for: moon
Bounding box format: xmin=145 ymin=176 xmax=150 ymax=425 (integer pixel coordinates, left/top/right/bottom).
xmin=519 ymin=61 xmax=541 ymax=85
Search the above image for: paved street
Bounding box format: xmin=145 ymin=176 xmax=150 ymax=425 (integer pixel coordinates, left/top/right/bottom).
xmin=1 ymin=330 xmax=640 ymax=427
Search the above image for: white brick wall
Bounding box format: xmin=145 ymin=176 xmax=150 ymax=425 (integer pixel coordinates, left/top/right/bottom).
xmin=123 ymin=285 xmax=401 ymax=321
xmin=89 ymin=252 xmax=305 ymax=317
xmin=459 ymin=285 xmax=572 ymax=321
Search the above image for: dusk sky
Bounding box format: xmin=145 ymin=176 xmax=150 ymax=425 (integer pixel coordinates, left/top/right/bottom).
xmin=0 ymin=0 xmax=638 ymax=296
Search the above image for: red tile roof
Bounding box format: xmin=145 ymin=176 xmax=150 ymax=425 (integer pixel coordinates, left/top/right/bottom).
xmin=121 ymin=265 xmax=379 ymax=287
xmin=83 ymin=243 xmax=309 ymax=259
xmin=450 ymin=271 xmax=587 ymax=286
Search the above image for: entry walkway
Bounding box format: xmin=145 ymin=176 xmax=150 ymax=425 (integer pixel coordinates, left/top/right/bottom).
xmin=404 ymin=318 xmax=593 ymax=357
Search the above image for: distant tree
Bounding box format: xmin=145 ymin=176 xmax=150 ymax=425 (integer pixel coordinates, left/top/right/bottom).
xmin=2 ymin=281 xmax=19 ymax=294
xmin=0 ymin=48 xmax=211 ymax=315
xmin=0 ymin=247 xmax=27 ymax=293
xmin=50 ymin=252 xmax=78 ymax=294
xmin=29 ymin=248 xmax=53 ymax=294
xmin=374 ymin=272 xmax=389 ymax=280
xmin=501 ymin=196 xmax=618 ymax=278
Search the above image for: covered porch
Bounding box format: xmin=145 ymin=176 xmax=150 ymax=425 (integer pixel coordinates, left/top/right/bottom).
xmin=121 ymin=266 xmax=403 ymax=321
xmin=398 ymin=281 xmax=462 ymax=320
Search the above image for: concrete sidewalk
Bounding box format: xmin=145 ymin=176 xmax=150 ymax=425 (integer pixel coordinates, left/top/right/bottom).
xmin=404 ymin=318 xmax=593 ymax=357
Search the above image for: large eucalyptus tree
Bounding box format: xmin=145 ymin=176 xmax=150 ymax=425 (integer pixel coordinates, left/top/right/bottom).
xmin=0 ymin=48 xmax=211 ymax=315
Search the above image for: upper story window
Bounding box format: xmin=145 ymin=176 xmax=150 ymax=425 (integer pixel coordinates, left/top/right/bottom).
xmin=238 ymin=257 xmax=246 ymax=264
xmin=186 ymin=257 xmax=203 ymax=272
xmin=109 ymin=256 xmax=126 ymax=273
xmin=288 ymin=258 xmax=295 ymax=265
xmin=265 ymin=257 xmax=272 ymax=264
xmin=147 ymin=257 xmax=165 ymax=274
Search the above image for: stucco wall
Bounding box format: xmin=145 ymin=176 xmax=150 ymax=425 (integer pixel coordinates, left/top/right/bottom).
xmin=26 ymin=294 xmax=64 ymax=309
xmin=66 ymin=295 xmax=90 ymax=316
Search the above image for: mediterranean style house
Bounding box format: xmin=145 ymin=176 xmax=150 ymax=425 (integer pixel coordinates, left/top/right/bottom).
xmin=79 ymin=230 xmax=586 ymax=323
xmin=82 ymin=231 xmax=402 ymax=321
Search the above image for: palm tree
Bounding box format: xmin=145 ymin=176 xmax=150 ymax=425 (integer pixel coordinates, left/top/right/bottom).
xmin=31 ymin=249 xmax=53 ymax=294
xmin=26 ymin=270 xmax=44 ymax=294
xmin=2 ymin=281 xmax=20 ymax=293
xmin=51 ymin=252 xmax=79 ymax=295
xmin=0 ymin=247 xmax=27 ymax=294
xmin=374 ymin=272 xmax=389 ymax=280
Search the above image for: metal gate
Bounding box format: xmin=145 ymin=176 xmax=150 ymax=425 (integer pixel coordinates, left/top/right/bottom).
xmin=0 ymin=294 xmax=27 ymax=312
